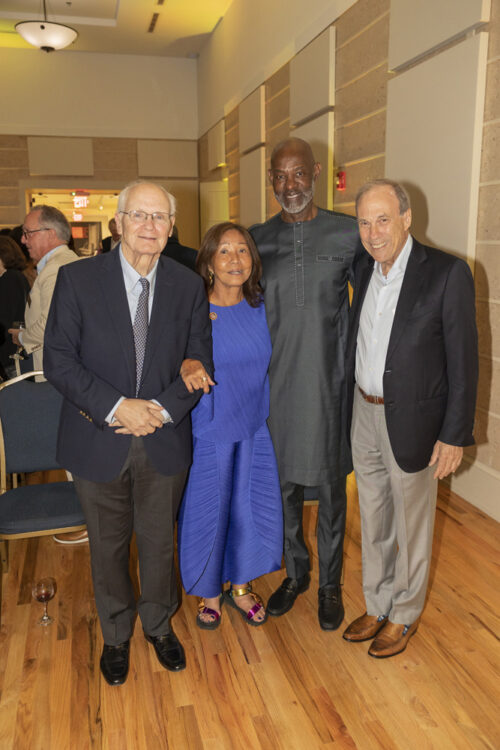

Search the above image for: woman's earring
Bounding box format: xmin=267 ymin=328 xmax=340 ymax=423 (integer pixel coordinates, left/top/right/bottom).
xmin=208 ymin=269 xmax=214 ymax=284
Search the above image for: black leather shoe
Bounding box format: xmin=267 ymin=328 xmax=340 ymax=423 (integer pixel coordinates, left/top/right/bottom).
xmin=318 ymin=584 xmax=344 ymax=630
xmin=267 ymin=574 xmax=310 ymax=616
xmin=145 ymin=631 xmax=186 ymax=672
xmin=100 ymin=641 xmax=130 ymax=686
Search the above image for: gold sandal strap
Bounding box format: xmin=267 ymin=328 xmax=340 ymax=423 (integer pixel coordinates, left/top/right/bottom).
xmin=230 ymin=584 xmax=252 ymax=598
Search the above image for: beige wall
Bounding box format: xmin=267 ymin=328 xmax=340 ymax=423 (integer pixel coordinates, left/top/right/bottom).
xmin=0 ymin=135 xmax=200 ymax=248
xmin=0 ymin=47 xmax=201 ymax=244
xmin=197 ymin=0 xmax=500 ymax=520
xmin=197 ymin=0 xmax=356 ymax=135
xmin=0 ymin=49 xmax=198 ymax=140
xmin=466 ymin=0 xmax=500 ymax=517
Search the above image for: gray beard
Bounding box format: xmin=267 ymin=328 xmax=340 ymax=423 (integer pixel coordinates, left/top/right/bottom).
xmin=274 ymin=185 xmax=315 ymax=215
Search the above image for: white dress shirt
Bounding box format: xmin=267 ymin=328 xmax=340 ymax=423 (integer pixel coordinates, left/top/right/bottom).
xmin=355 ymin=235 xmax=413 ymax=397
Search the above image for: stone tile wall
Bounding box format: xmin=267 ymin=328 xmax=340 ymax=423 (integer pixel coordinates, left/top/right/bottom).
xmin=474 ymin=0 xmax=500 ymax=473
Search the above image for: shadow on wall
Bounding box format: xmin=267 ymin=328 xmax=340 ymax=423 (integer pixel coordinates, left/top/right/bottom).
xmin=469 ymin=258 xmax=491 ymax=463
xmin=402 ymin=181 xmax=489 ymax=466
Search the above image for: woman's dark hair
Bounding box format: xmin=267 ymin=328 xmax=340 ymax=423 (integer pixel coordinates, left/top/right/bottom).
xmin=196 ymin=221 xmax=263 ymax=307
xmin=0 ymin=236 xmax=27 ymax=270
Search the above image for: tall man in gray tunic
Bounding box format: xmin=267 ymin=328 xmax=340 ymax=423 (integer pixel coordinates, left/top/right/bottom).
xmin=250 ymin=138 xmax=363 ymax=629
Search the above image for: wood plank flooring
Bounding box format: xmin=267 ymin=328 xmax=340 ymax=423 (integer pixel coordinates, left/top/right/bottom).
xmin=0 ymin=476 xmax=498 ymax=750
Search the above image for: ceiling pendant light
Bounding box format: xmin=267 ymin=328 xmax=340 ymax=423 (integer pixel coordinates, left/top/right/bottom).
xmin=16 ymin=0 xmax=78 ymax=53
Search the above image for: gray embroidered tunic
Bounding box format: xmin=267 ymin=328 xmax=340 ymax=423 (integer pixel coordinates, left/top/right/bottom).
xmin=251 ymin=208 xmax=363 ymax=486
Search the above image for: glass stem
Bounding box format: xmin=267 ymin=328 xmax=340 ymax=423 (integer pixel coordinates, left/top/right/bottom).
xmin=43 ymin=602 xmax=49 ymax=621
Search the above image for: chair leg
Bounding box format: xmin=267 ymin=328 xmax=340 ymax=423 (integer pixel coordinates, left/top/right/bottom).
xmin=0 ymin=540 xmax=8 ymax=575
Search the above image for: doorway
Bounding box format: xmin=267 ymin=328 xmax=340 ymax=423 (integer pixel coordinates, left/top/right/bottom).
xmin=26 ymin=188 xmax=120 ymax=255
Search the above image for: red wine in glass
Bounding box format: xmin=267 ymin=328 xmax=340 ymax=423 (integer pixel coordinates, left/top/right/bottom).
xmin=32 ymin=578 xmax=56 ymax=626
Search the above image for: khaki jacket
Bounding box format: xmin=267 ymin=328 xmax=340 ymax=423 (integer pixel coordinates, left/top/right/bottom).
xmin=22 ymin=245 xmax=79 ymax=378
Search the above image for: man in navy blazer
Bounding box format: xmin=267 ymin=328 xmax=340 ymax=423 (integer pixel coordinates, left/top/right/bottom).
xmin=342 ymin=179 xmax=478 ymax=658
xmin=44 ymin=181 xmax=213 ymax=685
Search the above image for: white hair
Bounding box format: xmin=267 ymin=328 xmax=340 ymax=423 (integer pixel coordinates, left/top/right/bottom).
xmin=117 ymin=180 xmax=177 ymax=216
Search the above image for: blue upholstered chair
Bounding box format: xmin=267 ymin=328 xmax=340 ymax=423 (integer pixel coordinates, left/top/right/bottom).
xmin=0 ymin=371 xmax=86 ymax=577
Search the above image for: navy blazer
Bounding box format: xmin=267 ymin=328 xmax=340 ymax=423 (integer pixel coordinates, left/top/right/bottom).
xmin=44 ymin=249 xmax=213 ymax=482
xmin=346 ymin=237 xmax=478 ymax=473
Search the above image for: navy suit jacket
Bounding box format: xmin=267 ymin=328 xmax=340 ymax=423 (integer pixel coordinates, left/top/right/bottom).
xmin=346 ymin=237 xmax=478 ymax=473
xmin=44 ymin=249 xmax=213 ymax=482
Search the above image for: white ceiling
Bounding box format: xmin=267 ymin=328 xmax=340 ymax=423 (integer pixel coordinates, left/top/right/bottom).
xmin=0 ymin=0 xmax=233 ymax=57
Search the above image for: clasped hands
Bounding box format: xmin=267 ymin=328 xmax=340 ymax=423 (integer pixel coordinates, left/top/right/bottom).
xmin=110 ymin=399 xmax=164 ymax=437
xmin=109 ymin=359 xmax=213 ymax=436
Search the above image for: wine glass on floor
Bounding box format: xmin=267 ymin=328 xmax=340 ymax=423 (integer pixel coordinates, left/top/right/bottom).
xmin=32 ymin=577 xmax=57 ymax=626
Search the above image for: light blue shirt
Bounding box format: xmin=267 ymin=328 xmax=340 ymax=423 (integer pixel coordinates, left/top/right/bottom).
xmin=106 ymin=246 xmax=171 ymax=424
xmin=118 ymin=244 xmax=157 ymax=322
xmin=355 ymin=235 xmax=413 ymax=397
xmin=36 ymin=244 xmax=66 ymax=273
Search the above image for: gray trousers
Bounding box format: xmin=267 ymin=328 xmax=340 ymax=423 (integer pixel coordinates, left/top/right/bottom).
xmin=281 ymin=478 xmax=347 ymax=588
xmin=351 ymin=387 xmax=437 ymax=624
xmin=74 ymin=437 xmax=187 ymax=646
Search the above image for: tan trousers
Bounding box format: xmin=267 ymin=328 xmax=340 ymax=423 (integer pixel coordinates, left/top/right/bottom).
xmin=351 ymin=387 xmax=438 ymax=625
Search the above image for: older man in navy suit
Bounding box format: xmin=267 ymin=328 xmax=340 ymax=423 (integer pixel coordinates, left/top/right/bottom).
xmin=343 ymin=179 xmax=478 ymax=658
xmin=44 ymin=181 xmax=213 ymax=685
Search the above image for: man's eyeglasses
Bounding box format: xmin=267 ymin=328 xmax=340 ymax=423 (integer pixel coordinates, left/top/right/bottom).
xmin=119 ymin=210 xmax=173 ymax=225
xmin=22 ymin=227 xmax=50 ymax=238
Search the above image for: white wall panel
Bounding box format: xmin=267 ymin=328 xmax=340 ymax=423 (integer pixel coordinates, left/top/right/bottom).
xmin=240 ymin=147 xmax=266 ymax=226
xmin=200 ymin=180 xmax=229 ymax=237
xmin=138 ymin=140 xmax=198 ymax=178
xmin=208 ymin=121 xmax=226 ymax=170
xmin=389 ymin=0 xmax=490 ymax=70
xmin=28 ymin=137 xmax=93 ymax=176
xmin=385 ymin=33 xmax=488 ymax=262
xmin=239 ymin=86 xmax=265 ymax=154
xmin=290 ymin=26 xmax=335 ymax=126
xmin=292 ymin=111 xmax=334 ymax=210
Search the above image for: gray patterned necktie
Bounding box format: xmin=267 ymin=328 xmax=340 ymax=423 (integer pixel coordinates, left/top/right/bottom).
xmin=133 ymin=277 xmax=149 ymax=395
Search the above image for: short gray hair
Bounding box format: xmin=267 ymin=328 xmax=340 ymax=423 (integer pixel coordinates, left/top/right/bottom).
xmin=355 ymin=179 xmax=411 ymax=215
xmin=30 ymin=205 xmax=71 ymax=244
xmin=117 ymin=180 xmax=177 ymax=216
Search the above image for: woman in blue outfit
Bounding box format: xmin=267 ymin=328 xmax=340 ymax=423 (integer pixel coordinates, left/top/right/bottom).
xmin=178 ymin=222 xmax=283 ymax=629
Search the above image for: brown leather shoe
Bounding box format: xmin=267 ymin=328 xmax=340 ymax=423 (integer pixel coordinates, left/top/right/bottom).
xmin=342 ymin=613 xmax=388 ymax=642
xmin=53 ymin=529 xmax=88 ymax=545
xmin=368 ymin=619 xmax=419 ymax=658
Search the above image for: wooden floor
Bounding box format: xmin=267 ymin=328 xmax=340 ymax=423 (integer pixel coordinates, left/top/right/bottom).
xmin=0 ymin=476 xmax=498 ymax=750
